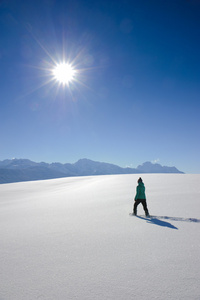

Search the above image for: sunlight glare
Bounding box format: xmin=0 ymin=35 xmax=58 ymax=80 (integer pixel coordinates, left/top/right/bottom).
xmin=53 ymin=63 xmax=76 ymax=85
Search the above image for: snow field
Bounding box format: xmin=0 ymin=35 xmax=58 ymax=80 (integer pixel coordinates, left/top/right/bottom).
xmin=0 ymin=174 xmax=200 ymax=299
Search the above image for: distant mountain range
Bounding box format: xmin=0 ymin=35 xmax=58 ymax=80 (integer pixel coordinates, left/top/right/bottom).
xmin=0 ymin=158 xmax=184 ymax=184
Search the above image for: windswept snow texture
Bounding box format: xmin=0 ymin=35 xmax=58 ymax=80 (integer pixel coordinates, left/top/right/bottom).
xmin=0 ymin=174 xmax=200 ymax=300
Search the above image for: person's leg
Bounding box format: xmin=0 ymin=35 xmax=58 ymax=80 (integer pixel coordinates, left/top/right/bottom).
xmin=133 ymin=200 xmax=140 ymax=215
xmin=141 ymin=200 xmax=149 ymax=216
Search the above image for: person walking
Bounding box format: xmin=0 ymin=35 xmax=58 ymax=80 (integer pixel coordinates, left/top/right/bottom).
xmin=133 ymin=177 xmax=150 ymax=217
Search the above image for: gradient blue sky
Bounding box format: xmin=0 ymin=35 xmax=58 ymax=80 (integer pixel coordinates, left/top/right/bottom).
xmin=0 ymin=0 xmax=200 ymax=173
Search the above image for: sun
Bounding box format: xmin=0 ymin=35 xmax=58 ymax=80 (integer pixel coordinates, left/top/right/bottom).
xmin=52 ymin=63 xmax=76 ymax=85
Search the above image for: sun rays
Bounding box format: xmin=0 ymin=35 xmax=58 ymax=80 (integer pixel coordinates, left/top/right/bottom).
xmin=20 ymin=24 xmax=99 ymax=107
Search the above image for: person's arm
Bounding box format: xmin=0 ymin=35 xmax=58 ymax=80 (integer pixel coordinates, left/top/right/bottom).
xmin=134 ymin=186 xmax=139 ymax=200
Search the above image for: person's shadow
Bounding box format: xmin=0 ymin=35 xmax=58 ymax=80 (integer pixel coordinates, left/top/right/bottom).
xmin=133 ymin=215 xmax=200 ymax=230
xmin=136 ymin=216 xmax=178 ymax=229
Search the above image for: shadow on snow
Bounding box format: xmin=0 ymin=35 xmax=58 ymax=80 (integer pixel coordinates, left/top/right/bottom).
xmin=136 ymin=216 xmax=178 ymax=230
xmin=130 ymin=214 xmax=200 ymax=230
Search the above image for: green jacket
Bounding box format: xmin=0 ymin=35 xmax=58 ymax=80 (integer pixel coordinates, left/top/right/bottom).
xmin=135 ymin=181 xmax=146 ymax=200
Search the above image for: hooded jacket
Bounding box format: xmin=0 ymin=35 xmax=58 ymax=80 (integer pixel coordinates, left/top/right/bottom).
xmin=135 ymin=181 xmax=146 ymax=200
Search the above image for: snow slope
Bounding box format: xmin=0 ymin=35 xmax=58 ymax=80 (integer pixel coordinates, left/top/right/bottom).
xmin=0 ymin=174 xmax=200 ymax=300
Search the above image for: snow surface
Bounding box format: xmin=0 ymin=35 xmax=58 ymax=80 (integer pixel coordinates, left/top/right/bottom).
xmin=0 ymin=174 xmax=200 ymax=300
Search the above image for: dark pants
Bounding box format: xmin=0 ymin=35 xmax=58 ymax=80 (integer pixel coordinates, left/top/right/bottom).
xmin=133 ymin=199 xmax=149 ymax=216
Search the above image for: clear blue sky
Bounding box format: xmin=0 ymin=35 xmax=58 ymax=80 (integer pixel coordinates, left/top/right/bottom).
xmin=0 ymin=0 xmax=200 ymax=173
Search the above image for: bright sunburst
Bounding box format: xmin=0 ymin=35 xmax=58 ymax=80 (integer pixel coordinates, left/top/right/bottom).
xmin=52 ymin=63 xmax=76 ymax=85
